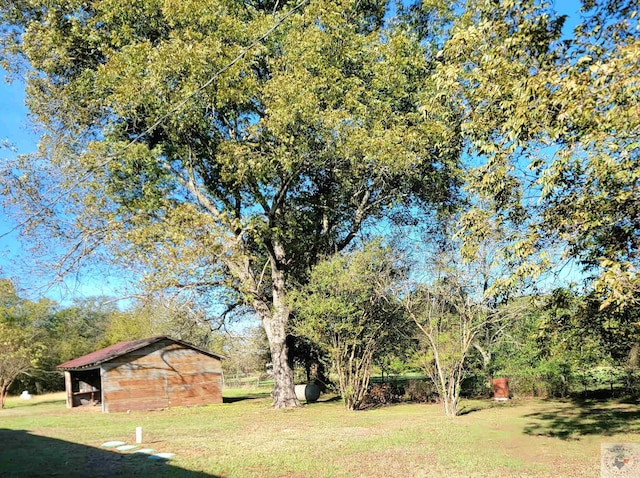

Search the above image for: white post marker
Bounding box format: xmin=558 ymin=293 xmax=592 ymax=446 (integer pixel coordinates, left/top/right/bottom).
xmin=136 ymin=427 xmax=143 ymax=444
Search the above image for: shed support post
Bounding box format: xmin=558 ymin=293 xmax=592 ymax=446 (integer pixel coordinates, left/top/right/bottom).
xmin=64 ymin=371 xmax=73 ymax=408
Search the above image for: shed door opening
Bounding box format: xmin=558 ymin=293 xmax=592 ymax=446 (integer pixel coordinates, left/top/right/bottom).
xmin=71 ymin=369 xmax=102 ymax=407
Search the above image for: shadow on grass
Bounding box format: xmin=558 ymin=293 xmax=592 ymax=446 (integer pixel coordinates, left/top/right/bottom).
xmin=522 ymin=398 xmax=640 ymax=440
xmin=458 ymin=398 xmax=524 ymax=416
xmin=458 ymin=405 xmax=484 ymax=416
xmin=0 ymin=429 xmax=220 ymax=477
xmin=223 ymin=391 xmax=272 ymax=403
xmin=223 ymin=392 xmax=343 ymax=405
xmin=316 ymin=394 xmax=342 ymax=404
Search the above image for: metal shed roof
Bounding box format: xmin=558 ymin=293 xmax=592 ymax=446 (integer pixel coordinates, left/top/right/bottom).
xmin=57 ymin=336 xmax=225 ymax=371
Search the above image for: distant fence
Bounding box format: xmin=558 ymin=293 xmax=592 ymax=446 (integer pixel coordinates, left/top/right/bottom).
xmin=222 ymin=373 xmax=273 ymax=390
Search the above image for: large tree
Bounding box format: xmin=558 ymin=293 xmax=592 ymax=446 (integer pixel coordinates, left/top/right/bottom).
xmin=0 ymin=0 xmax=459 ymax=407
xmin=536 ymin=0 xmax=640 ymax=309
xmin=431 ymin=0 xmax=639 ymax=308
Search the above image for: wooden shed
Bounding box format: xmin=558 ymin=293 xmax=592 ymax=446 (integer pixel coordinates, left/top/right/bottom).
xmin=57 ymin=336 xmax=225 ymax=413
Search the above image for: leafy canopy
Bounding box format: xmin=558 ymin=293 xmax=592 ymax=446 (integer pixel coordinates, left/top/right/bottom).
xmin=0 ymin=0 xmax=460 ymax=407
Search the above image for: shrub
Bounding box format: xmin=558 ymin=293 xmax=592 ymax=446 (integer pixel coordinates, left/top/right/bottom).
xmin=362 ymin=380 xmax=437 ymax=407
xmin=460 ymin=373 xmax=491 ymax=398
xmin=362 ymin=383 xmax=405 ymax=407
xmin=404 ymin=380 xmax=438 ymax=403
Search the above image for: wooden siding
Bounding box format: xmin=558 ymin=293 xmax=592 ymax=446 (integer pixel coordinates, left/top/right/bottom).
xmin=101 ymin=339 xmax=223 ymax=413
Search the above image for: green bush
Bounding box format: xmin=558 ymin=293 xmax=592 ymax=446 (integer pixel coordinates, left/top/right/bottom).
xmin=460 ymin=373 xmax=491 ymax=398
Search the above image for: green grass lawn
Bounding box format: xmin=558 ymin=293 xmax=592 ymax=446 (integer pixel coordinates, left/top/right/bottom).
xmin=1 ymin=390 xmax=639 ymax=477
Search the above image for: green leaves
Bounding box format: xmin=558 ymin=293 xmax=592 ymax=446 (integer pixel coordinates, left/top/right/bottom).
xmin=0 ymin=280 xmax=49 ymax=407
xmin=291 ymin=241 xmax=403 ymax=349
xmin=290 ymin=241 xmax=407 ymax=409
xmin=437 ymin=1 xmax=639 ymax=310
xmin=533 ymin=11 xmax=640 ymax=308
xmin=1 ymin=0 xmax=461 ymax=295
xmin=8 ymin=0 xmax=637 ymax=402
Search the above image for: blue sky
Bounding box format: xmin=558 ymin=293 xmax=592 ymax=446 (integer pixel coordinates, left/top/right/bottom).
xmin=0 ymin=72 xmax=39 ymax=290
xmin=0 ymin=70 xmax=124 ymax=301
xmin=0 ymin=0 xmax=584 ymax=303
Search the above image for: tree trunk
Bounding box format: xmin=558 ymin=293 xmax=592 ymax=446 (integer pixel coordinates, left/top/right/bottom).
xmin=259 ymin=260 xmax=300 ymax=409
xmin=0 ymin=383 xmax=7 ymax=409
xmin=229 ymin=247 xmax=300 ymax=408
xmin=628 ymin=343 xmax=639 ymax=368
xmin=263 ymin=313 xmax=300 ymax=408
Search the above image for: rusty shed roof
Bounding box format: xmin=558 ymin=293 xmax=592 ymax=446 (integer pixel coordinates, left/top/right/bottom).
xmin=57 ymin=336 xmax=225 ymax=370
